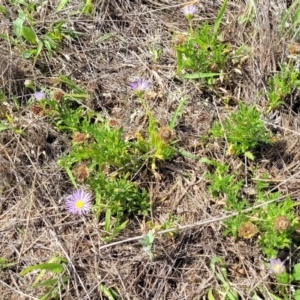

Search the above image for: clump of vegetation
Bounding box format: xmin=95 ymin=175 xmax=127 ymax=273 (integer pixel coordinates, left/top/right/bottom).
xmin=266 ymin=63 xmax=300 ymax=112
xmin=20 ymin=256 xmax=69 ymax=300
xmin=175 ymin=0 xmax=229 ymax=81
xmin=35 ymin=76 xmax=185 ymax=241
xmin=210 ymin=103 xmax=273 ymax=158
xmin=203 ymin=158 xmax=299 ymax=259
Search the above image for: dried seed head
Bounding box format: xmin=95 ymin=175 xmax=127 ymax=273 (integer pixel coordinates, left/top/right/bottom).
xmin=274 ymin=216 xmax=290 ymax=232
xmin=73 ymin=132 xmax=88 ymax=144
xmin=173 ymin=34 xmax=186 ymax=46
xmin=30 ymin=105 xmax=45 ymax=116
xmin=238 ymin=221 xmax=258 ymax=239
xmin=108 ymin=119 xmax=121 ymax=128
xmin=73 ymin=164 xmax=89 ymax=182
xmin=53 ymin=89 xmax=64 ymax=101
xmin=288 ymin=43 xmax=300 ymax=55
xmin=158 ymin=126 xmax=173 ymax=143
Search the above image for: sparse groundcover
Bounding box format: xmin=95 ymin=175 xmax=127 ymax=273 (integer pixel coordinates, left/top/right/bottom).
xmin=2 ymin=0 xmax=300 ymax=299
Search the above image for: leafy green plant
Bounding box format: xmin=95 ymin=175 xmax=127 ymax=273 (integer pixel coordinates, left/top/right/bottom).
xmin=208 ymin=257 xmax=239 ymax=300
xmin=20 ymin=256 xmax=68 ymax=300
xmin=266 ymin=63 xmax=300 ymax=112
xmin=102 ymin=209 xmax=129 ymax=243
xmin=252 ymin=178 xmax=299 ymax=258
xmin=57 ymin=109 xmax=150 ymax=239
xmin=133 ymin=93 xmax=184 ymax=170
xmin=210 ymin=103 xmax=273 ymax=158
xmin=13 ymin=11 xmax=77 ymax=63
xmin=38 ymin=77 xmax=185 ymax=240
xmin=204 ymin=159 xmax=299 ymax=258
xmin=158 ymin=215 xmax=180 ymax=237
xmin=257 ymin=197 xmax=298 ymax=258
xmin=139 ymin=230 xmax=155 ymax=261
xmin=175 ymin=0 xmax=229 ymax=81
xmin=202 ymin=158 xmax=248 ymax=238
xmin=150 ymin=46 xmax=162 ymax=61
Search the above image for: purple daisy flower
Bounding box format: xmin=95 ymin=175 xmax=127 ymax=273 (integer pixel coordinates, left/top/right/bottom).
xmin=181 ymin=5 xmax=197 ymax=17
xmin=270 ymin=258 xmax=285 ymax=275
xmin=64 ymin=189 xmax=92 ymax=216
xmin=128 ymin=78 xmax=150 ymax=93
xmin=33 ymin=91 xmax=46 ymax=100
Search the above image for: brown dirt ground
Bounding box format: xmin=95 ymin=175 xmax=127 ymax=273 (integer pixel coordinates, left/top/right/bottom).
xmin=1 ymin=0 xmax=300 ymax=299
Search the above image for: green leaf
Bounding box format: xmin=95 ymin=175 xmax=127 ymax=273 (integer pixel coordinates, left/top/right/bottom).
xmin=0 ymin=33 xmax=9 ymax=40
xmin=245 ymin=151 xmax=254 ymax=160
xmin=33 ymin=277 xmax=58 ymax=287
xmin=56 ymin=0 xmax=69 ymax=11
xmin=176 ymin=50 xmax=183 ymax=74
xmin=0 ymin=121 xmax=12 ymax=132
xmin=174 ymin=147 xmax=200 ymax=160
xmin=83 ymin=0 xmax=93 ymax=14
xmin=0 ymin=5 xmax=9 ymax=16
xmin=213 ymin=0 xmax=228 ymax=39
xmin=43 ymin=39 xmax=53 ymax=57
xmin=294 ymin=290 xmax=300 ymax=300
xmin=13 ymin=12 xmax=26 ymax=37
xmin=58 ymin=75 xmax=86 ymax=94
xmin=210 ymin=256 xmax=223 ymax=272
xmin=169 ymin=97 xmax=186 ymax=130
xmin=20 ymin=263 xmax=64 ymax=275
xmin=95 ymin=33 xmax=115 ymax=44
xmin=293 ymin=263 xmax=300 ymax=280
xmin=292 ymin=7 xmax=300 ymax=30
xmin=22 ymin=49 xmax=35 ymax=58
xmin=269 ymin=292 xmax=284 ymax=300
xmin=34 ymin=39 xmax=44 ymax=64
xmin=99 ymin=284 xmax=119 ymax=300
xmin=65 ymin=166 xmax=78 ymax=189
xmin=105 ymin=209 xmax=111 ymax=232
xmin=207 ymin=289 xmax=216 ymax=300
xmin=0 ymin=257 xmax=16 ymax=269
xmin=34 ymin=275 xmax=68 ymax=288
xmin=22 ymin=25 xmax=36 ymax=44
xmin=182 ymin=72 xmax=222 ymax=79
xmin=200 ymin=157 xmax=218 ymax=167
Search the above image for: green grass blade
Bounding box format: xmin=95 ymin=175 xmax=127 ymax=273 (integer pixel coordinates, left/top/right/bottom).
xmin=182 ymin=72 xmax=222 ymax=79
xmin=213 ymin=0 xmax=228 ymax=39
xmin=169 ymin=97 xmax=186 ymax=130
xmin=57 ymin=0 xmax=69 ymax=11
xmin=20 ymin=263 xmax=64 ymax=275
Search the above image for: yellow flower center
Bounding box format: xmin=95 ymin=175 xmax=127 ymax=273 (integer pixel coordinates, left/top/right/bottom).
xmin=274 ymin=264 xmax=284 ymax=273
xmin=75 ymin=200 xmax=84 ymax=209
